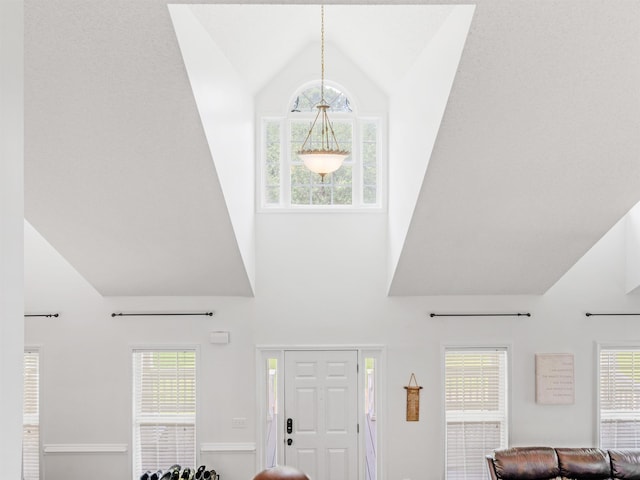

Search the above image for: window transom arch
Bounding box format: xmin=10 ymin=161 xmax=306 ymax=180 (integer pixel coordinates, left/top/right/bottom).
xmin=260 ymin=80 xmax=383 ymax=210
xmin=289 ymin=81 xmax=354 ymax=114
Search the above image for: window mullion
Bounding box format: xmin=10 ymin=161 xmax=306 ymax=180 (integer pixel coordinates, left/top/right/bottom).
xmin=351 ymin=119 xmax=361 ymax=207
xmin=283 ymin=119 xmax=291 ymax=207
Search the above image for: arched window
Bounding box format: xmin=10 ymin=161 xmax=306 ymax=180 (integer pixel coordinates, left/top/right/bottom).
xmin=260 ymin=82 xmax=382 ymax=209
xmin=290 ymin=84 xmax=352 ymax=113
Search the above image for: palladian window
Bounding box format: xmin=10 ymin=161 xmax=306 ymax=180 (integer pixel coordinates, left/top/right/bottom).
xmin=260 ymin=82 xmax=382 ymax=210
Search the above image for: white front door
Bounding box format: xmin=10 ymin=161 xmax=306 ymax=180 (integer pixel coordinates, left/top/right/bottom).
xmin=284 ymin=350 xmax=358 ymax=480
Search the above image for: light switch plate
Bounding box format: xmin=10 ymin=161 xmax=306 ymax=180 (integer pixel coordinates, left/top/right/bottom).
xmin=231 ymin=417 xmax=247 ymax=429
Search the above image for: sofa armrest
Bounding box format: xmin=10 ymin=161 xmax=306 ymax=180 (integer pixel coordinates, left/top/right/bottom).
xmin=609 ymin=449 xmax=640 ymax=479
xmin=486 ymin=455 xmax=499 ymax=480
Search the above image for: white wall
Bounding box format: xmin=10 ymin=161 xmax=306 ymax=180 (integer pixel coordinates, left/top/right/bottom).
xmin=25 ymin=205 xmax=640 ymax=480
xmin=387 ymin=6 xmax=474 ymax=292
xmin=0 ymin=0 xmax=25 ymax=477
xmin=170 ymin=5 xmax=256 ymax=294
xmin=626 ymin=202 xmax=640 ymax=294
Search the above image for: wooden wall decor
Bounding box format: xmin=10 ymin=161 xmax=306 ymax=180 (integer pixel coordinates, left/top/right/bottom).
xmin=404 ymin=373 xmax=423 ymax=421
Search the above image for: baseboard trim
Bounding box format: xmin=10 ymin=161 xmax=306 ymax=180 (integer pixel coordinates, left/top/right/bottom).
xmin=43 ymin=443 xmax=128 ymax=454
xmin=200 ymin=442 xmax=256 ymax=453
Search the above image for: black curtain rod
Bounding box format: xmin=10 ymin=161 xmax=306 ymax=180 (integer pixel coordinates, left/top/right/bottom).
xmin=429 ymin=312 xmax=531 ymax=318
xmin=25 ymin=313 xmax=59 ymax=318
xmin=585 ymin=313 xmax=640 ymax=317
xmin=111 ymin=312 xmax=214 ymax=318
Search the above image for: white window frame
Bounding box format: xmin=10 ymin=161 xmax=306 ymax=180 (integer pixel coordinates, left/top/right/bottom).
xmin=443 ymin=345 xmax=510 ymax=480
xmin=257 ymin=81 xmax=385 ymax=212
xmin=23 ymin=347 xmax=41 ymax=480
xmin=597 ymin=343 xmax=640 ymax=448
xmin=131 ymin=346 xmax=199 ymax=480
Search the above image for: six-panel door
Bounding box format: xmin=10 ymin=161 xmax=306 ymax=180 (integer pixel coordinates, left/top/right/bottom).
xmin=284 ymin=350 xmax=358 ymax=480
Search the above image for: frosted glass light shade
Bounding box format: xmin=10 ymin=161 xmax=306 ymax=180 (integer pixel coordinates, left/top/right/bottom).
xmin=299 ymin=151 xmax=349 ymax=177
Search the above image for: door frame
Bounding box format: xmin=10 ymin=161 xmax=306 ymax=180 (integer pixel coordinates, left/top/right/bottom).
xmin=255 ymin=345 xmax=386 ymax=480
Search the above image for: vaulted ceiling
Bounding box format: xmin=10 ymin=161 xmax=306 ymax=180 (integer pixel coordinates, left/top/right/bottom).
xmin=24 ymin=0 xmax=640 ymax=296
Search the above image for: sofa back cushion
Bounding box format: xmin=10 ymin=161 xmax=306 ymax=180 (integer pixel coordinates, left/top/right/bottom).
xmin=610 ymin=450 xmax=640 ymax=479
xmin=556 ymin=448 xmax=610 ymax=479
xmin=493 ymin=447 xmax=560 ymax=480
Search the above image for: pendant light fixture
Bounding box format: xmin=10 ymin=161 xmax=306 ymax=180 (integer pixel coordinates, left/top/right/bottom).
xmin=297 ymin=5 xmax=350 ymax=180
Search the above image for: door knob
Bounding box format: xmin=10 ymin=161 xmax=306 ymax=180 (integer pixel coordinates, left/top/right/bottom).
xmin=287 ymin=438 xmax=293 ymax=446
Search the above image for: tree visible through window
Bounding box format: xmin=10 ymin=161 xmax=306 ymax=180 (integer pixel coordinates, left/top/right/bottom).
xmin=599 ymin=348 xmax=640 ymax=448
xmin=445 ymin=348 xmax=508 ymax=480
xmin=260 ymin=82 xmax=382 ymax=209
xmin=132 ymin=350 xmax=196 ymax=479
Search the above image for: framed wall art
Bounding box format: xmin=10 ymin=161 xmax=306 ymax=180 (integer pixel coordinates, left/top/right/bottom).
xmin=535 ymin=353 xmax=575 ymax=405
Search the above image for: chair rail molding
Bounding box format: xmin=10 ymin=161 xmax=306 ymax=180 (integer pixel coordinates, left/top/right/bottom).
xmin=200 ymin=442 xmax=256 ymax=453
xmin=43 ymin=444 xmax=128 ymax=454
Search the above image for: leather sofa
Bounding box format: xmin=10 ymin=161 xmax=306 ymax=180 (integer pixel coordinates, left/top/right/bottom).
xmin=485 ymin=447 xmax=640 ymax=479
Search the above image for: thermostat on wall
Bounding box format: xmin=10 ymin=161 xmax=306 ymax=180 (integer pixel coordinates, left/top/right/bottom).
xmin=209 ymin=331 xmax=230 ymax=344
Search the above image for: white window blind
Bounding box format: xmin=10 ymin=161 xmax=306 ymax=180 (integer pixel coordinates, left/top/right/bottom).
xmin=133 ymin=350 xmax=196 ymax=478
xmin=599 ymin=348 xmax=640 ymax=448
xmin=23 ymin=350 xmax=40 ymax=480
xmin=445 ymin=348 xmax=508 ymax=480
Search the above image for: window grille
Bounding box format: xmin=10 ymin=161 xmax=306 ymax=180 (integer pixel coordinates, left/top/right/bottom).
xmin=132 ymin=350 xmax=196 ymax=478
xmin=291 ymin=84 xmax=352 ymax=113
xmin=445 ymin=348 xmax=509 ymax=480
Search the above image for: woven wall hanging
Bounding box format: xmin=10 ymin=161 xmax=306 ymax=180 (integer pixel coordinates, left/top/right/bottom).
xmin=404 ymin=373 xmax=423 ymax=421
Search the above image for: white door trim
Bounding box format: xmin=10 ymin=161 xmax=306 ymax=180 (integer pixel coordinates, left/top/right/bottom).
xmin=255 ymin=345 xmax=386 ymax=480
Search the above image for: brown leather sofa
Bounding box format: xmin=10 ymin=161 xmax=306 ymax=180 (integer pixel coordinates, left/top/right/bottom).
xmin=485 ymin=447 xmax=640 ymax=479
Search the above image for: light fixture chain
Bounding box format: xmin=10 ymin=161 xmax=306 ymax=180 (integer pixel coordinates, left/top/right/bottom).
xmin=321 ymin=4 xmax=325 ymax=103
xmin=296 ymin=3 xmax=349 ymax=179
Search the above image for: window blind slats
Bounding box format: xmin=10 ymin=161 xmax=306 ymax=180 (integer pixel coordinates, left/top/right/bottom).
xmin=133 ymin=350 xmax=196 ymax=478
xmin=447 ymin=422 xmax=501 ymax=480
xmin=23 ymin=351 xmax=40 ymax=480
xmin=137 ymin=425 xmax=196 ymax=473
xmin=599 ymin=348 xmax=640 ymax=448
xmin=445 ymin=349 xmax=508 ymax=480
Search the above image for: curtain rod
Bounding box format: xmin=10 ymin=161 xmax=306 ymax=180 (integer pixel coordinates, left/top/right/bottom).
xmin=429 ymin=312 xmax=531 ymax=318
xmin=111 ymin=312 xmax=214 ymax=318
xmin=25 ymin=313 xmax=59 ymax=318
xmin=585 ymin=312 xmax=640 ymax=317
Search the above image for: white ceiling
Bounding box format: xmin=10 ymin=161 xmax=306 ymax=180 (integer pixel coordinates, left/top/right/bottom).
xmin=388 ymin=0 xmax=640 ymax=294
xmin=24 ymin=0 xmax=640 ymax=296
xmin=24 ymin=0 xmax=253 ymax=296
xmin=187 ymin=4 xmax=455 ymax=94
